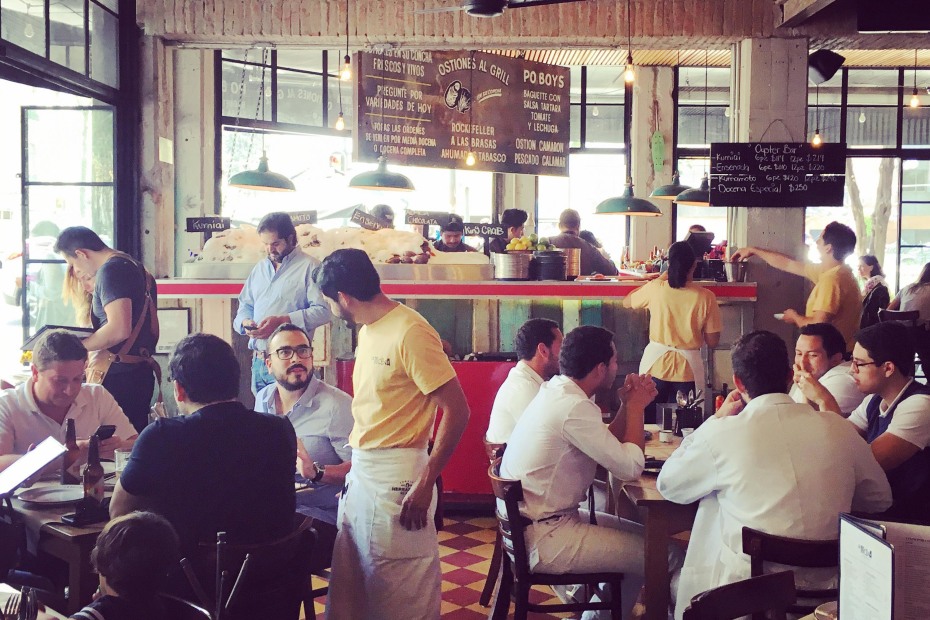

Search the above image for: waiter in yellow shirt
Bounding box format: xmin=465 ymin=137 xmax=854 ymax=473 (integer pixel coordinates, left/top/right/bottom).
xmin=313 ymin=249 xmax=470 ymax=620
xmin=732 ymin=221 xmax=860 ymax=352
xmin=624 ymin=242 xmax=722 ymax=421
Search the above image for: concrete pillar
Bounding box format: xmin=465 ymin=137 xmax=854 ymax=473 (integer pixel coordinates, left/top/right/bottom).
xmin=629 ymin=66 xmax=675 ymax=259
xmin=730 ymin=37 xmax=809 ymax=343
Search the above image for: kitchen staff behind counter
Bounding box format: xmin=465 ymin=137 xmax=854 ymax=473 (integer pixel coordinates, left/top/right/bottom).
xmin=624 ymin=242 xmax=722 ymax=422
xmin=432 ymin=215 xmax=477 ymax=253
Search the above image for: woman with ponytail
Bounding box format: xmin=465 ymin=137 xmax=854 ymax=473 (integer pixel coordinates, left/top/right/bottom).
xmin=624 ymin=242 xmax=722 ymax=422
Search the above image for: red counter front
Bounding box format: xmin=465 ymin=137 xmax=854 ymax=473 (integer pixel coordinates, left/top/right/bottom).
xmin=335 ymin=359 xmax=514 ymax=501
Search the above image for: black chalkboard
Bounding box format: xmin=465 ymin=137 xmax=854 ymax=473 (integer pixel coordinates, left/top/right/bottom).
xmin=186 ymin=217 xmax=230 ymax=233
xmin=709 ymin=143 xmax=846 ymax=207
xmin=351 ymin=209 xmax=390 ymax=231
xmin=463 ymin=223 xmax=505 ymax=237
xmin=405 ymin=210 xmax=451 ymax=227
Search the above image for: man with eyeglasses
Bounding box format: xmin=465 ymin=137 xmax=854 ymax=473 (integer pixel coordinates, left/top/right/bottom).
xmin=234 ymin=212 xmax=331 ymax=395
xmin=255 ymin=323 xmax=353 ymax=569
xmin=797 ymin=321 xmax=930 ymax=523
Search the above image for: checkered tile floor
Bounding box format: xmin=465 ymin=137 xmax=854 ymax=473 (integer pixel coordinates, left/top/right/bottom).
xmin=303 ymin=514 xmax=578 ymax=619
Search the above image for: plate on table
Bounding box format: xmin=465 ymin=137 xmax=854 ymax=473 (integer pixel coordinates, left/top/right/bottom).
xmin=16 ymin=486 xmax=84 ymax=506
xmin=102 ymin=461 xmax=116 ymax=476
xmin=773 ymin=313 xmax=785 ymax=320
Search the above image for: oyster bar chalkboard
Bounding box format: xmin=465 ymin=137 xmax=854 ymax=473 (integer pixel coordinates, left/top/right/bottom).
xmin=354 ymin=50 xmax=569 ymax=176
xmin=709 ymin=143 xmax=846 ymax=207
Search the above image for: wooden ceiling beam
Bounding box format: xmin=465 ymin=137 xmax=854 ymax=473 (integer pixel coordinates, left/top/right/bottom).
xmin=780 ymin=0 xmax=842 ymax=28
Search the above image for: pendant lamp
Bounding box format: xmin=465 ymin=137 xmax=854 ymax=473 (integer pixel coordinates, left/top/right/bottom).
xmin=349 ymin=50 xmax=415 ymax=192
xmin=675 ymin=51 xmax=711 ymax=206
xmin=596 ymin=180 xmax=662 ymax=216
xmin=651 ymin=170 xmax=691 ymax=200
xmin=228 ymin=49 xmax=296 ymax=192
xmin=910 ymin=49 xmax=921 ymax=109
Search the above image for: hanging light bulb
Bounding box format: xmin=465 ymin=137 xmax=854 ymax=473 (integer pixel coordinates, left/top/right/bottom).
xmin=910 ymin=89 xmax=921 ymax=109
xmin=858 ymin=111 xmax=866 ymax=124
xmin=811 ymin=130 xmax=823 ymax=147
xmin=24 ymin=22 xmax=35 ymax=38
xmin=624 ymin=55 xmax=635 ymax=84
xmin=340 ymin=54 xmax=352 ymax=81
xmin=591 ymin=105 xmax=600 ymax=117
xmin=335 ymin=112 xmax=346 ymax=131
xmin=465 ymin=151 xmax=477 ymax=166
xmin=623 ymin=0 xmax=634 ymax=83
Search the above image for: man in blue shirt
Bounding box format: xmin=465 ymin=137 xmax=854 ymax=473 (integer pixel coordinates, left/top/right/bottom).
xmin=233 ymin=212 xmax=331 ymax=394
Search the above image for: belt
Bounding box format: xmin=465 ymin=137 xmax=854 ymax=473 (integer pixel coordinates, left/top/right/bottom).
xmin=535 ymin=514 xmax=569 ymax=524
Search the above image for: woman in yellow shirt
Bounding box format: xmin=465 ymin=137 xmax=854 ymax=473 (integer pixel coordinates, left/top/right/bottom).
xmin=624 ymin=242 xmax=722 ymax=422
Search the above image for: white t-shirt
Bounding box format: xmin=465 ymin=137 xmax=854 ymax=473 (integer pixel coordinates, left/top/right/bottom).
xmin=789 ymin=361 xmax=864 ymax=416
xmin=500 ymin=375 xmax=643 ymax=521
xmin=898 ymin=284 xmax=930 ymax=324
xmin=0 ymin=378 xmax=136 ymax=455
xmin=847 ymin=379 xmax=930 ymax=450
xmin=485 ymin=361 xmax=545 ymax=444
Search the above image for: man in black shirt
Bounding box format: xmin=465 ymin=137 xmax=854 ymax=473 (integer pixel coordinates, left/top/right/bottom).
xmin=110 ymin=334 xmax=297 ymax=554
xmin=488 ymin=208 xmax=528 ymax=254
xmin=549 ymin=209 xmax=619 ymax=276
xmin=54 ymin=227 xmax=158 ymax=432
xmin=432 ymin=216 xmax=477 ymax=253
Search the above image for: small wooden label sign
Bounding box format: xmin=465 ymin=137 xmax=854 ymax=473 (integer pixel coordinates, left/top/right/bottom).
xmin=405 ymin=210 xmax=451 ymax=227
xmin=289 ymin=211 xmax=318 ymax=225
xmin=186 ymin=217 xmax=230 ymax=233
xmin=351 ymin=209 xmax=390 ymax=231
xmin=463 ymin=223 xmax=505 ymax=237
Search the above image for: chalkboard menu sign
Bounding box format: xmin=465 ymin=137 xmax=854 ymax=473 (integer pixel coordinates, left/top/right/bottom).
xmin=354 ymin=50 xmax=570 ymax=176
xmin=463 ymin=223 xmax=505 ymax=237
xmin=351 ymin=209 xmax=390 ymax=231
xmin=289 ymin=210 xmax=318 ymax=225
xmin=405 ymin=210 xmax=451 ymax=227
xmin=709 ymin=143 xmax=846 ymax=207
xmin=186 ymin=217 xmax=230 ymax=233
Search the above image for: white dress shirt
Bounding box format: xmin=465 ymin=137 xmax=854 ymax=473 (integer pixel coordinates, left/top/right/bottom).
xmin=500 ymin=375 xmax=644 ymax=521
xmin=789 ymin=361 xmax=864 ymax=416
xmin=657 ymin=393 xmax=892 ymax=619
xmin=847 ymin=378 xmax=930 ymax=450
xmin=485 ymin=361 xmax=544 ymax=444
xmin=0 ymin=378 xmax=137 ymax=455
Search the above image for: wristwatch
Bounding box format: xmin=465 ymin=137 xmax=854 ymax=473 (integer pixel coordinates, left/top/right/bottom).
xmin=312 ymin=462 xmax=326 ymax=483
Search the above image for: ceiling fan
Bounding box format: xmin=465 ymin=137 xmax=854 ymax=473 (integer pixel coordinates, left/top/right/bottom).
xmin=416 ymin=0 xmax=587 ymax=18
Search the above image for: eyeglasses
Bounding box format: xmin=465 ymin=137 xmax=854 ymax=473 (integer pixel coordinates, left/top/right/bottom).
xmin=851 ymin=359 xmax=880 ymax=372
xmin=273 ymin=346 xmax=313 ymax=361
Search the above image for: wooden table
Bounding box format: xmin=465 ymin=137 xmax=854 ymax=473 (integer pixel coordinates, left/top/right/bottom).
xmin=617 ymin=426 xmax=699 ymax=620
xmin=10 ymin=485 xmax=105 ymax=614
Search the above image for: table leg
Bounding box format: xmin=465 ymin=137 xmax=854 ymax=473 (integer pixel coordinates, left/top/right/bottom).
xmin=39 ymin=535 xmax=98 ymax=614
xmin=641 ymin=508 xmax=672 ymax=620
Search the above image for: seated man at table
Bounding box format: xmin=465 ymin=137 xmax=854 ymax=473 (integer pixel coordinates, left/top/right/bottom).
xmin=110 ymin=333 xmax=297 ymax=554
xmin=797 ymin=321 xmax=930 ymax=523
xmin=658 ymin=330 xmax=892 ymax=619
xmin=500 ymin=325 xmax=661 ymax=620
xmin=485 ymin=318 xmax=562 ymax=445
xmin=789 ymin=323 xmax=863 ymax=417
xmin=255 ymin=323 xmax=352 ymax=567
xmin=0 ymin=329 xmax=136 ymax=471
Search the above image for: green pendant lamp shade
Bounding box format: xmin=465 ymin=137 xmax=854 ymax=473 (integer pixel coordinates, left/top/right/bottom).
xmin=675 ymin=173 xmax=711 ymax=206
xmin=650 ymin=170 xmax=692 ymax=200
xmin=228 ymin=152 xmax=296 ymax=192
xmin=595 ymin=181 xmax=662 ymax=216
xmin=349 ymin=156 xmax=416 ymax=192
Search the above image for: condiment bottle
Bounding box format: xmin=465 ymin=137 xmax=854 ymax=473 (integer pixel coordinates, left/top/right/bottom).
xmin=61 ymin=419 xmax=81 ymax=485
xmin=82 ymin=436 xmax=104 ymax=505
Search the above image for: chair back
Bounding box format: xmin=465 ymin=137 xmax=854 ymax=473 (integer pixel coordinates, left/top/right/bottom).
xmin=483 ymin=438 xmax=506 ymax=462
xmin=682 ymin=570 xmax=796 ymax=620
xmin=742 ymin=527 xmax=837 ymax=615
xmin=488 ymin=458 xmax=533 ymax=582
xmin=878 ymin=308 xmax=920 ymax=326
xmin=159 ymin=594 xmax=213 ymax=620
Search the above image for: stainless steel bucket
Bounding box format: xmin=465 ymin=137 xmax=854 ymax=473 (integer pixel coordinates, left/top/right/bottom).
xmin=724 ymin=261 xmax=748 ymax=282
xmin=562 ymin=247 xmax=581 ymax=280
xmin=492 ymin=252 xmax=531 ymax=280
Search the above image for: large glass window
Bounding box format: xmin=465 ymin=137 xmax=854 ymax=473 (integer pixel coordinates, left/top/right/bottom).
xmin=808 ymin=70 xmax=842 ymax=144
xmin=846 ymin=69 xmax=900 ymax=148
xmin=900 ymin=160 xmax=930 ymax=288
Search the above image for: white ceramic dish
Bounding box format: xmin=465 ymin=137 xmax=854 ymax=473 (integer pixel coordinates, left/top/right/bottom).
xmin=16 ymin=486 xmax=83 ymax=506
xmin=773 ymin=313 xmax=785 ymax=320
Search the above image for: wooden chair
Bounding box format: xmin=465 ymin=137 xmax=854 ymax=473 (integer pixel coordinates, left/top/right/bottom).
xmin=742 ymin=526 xmax=837 ymax=618
xmin=182 ymin=516 xmax=317 ymax=620
xmin=488 ymin=458 xmax=624 ymax=620
xmin=159 ymin=593 xmax=213 ymax=620
xmin=877 ymin=309 xmax=928 ymax=378
xmin=682 ymin=570 xmax=796 ymax=620
xmin=878 ymin=308 xmax=920 ymax=325
xmin=479 ymin=439 xmax=506 ymax=607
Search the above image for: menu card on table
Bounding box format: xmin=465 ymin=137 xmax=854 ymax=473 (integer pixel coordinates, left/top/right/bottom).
xmin=840 ymin=513 xmax=930 ymax=620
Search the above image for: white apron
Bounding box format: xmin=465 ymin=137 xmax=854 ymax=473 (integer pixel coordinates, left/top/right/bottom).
xmin=326 ymin=447 xmax=441 ymax=620
xmin=639 ymin=341 xmax=706 ymax=393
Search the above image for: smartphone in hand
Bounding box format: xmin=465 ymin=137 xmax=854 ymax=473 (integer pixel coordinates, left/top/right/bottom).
xmin=94 ymin=425 xmax=117 ymax=440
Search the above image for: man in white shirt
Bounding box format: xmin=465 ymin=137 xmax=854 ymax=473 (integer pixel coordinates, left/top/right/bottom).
xmin=790 ymin=323 xmax=863 ymax=417
xmin=798 ymin=321 xmax=930 ymax=523
xmin=485 ymin=318 xmax=562 ymax=445
xmin=500 ymin=325 xmax=661 ymax=619
xmin=658 ymin=330 xmax=892 ymax=619
xmin=0 ymin=330 xmax=137 ymax=471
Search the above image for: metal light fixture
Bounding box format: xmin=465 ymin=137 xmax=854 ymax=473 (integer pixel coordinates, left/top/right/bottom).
xmin=651 ymin=170 xmax=691 ymax=200
xmin=623 ymin=0 xmax=635 ymax=83
xmin=596 ymin=180 xmax=662 ymax=216
xmin=340 ymin=0 xmax=352 ymax=81
xmin=910 ymin=49 xmax=921 ymax=109
xmin=228 ymin=49 xmax=296 ymax=192
xmin=675 ymin=52 xmax=711 ymax=206
xmin=349 ymin=50 xmax=415 ymax=192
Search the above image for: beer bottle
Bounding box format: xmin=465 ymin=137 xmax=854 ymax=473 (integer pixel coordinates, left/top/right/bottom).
xmin=61 ymin=419 xmax=81 ymax=485
xmin=82 ymin=436 xmax=105 ymax=505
